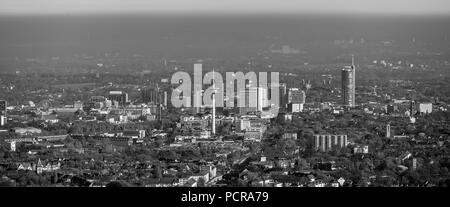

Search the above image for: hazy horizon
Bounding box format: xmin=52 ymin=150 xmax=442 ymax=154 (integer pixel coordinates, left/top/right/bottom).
xmin=1 ymin=14 xmax=449 ymax=60
xmin=1 ymin=1 xmax=450 ymax=60
xmin=1 ymin=0 xmax=450 ymax=17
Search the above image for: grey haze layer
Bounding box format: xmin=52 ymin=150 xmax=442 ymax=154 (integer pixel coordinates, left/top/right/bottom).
xmin=0 ymin=14 xmax=449 ymax=59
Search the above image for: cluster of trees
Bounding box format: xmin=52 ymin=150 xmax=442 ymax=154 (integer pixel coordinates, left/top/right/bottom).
xmin=1 ymin=171 xmax=57 ymax=187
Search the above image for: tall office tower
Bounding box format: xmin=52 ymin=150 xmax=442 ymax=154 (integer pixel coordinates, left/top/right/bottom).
xmin=212 ymin=69 xmax=217 ymax=135
xmin=239 ymin=87 xmax=267 ymax=115
xmin=142 ymin=87 xmax=161 ymax=104
xmin=341 ymin=55 xmax=356 ymax=107
xmin=239 ymin=87 xmax=257 ymax=115
xmin=267 ymin=82 xmax=286 ymax=109
xmin=163 ymin=91 xmax=168 ymax=107
xmin=108 ymin=91 xmax=128 ymax=105
xmin=192 ymin=90 xmax=203 ymax=115
xmin=279 ymin=83 xmax=287 ymax=108
xmin=386 ymin=123 xmax=391 ymax=138
xmin=257 ymin=87 xmax=269 ymax=111
xmin=161 ymin=58 xmax=168 ymax=70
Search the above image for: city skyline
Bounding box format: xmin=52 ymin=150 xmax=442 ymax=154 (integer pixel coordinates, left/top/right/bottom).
xmin=1 ymin=0 xmax=450 ymax=192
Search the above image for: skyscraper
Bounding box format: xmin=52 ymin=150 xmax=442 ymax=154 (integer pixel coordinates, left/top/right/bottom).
xmin=239 ymin=86 xmax=268 ymax=115
xmin=257 ymin=87 xmax=269 ymax=111
xmin=192 ymin=90 xmax=203 ymax=115
xmin=212 ymin=68 xmax=217 ymax=135
xmin=279 ymin=83 xmax=287 ymax=109
xmin=142 ymin=87 xmax=161 ymax=104
xmin=342 ymin=55 xmax=356 ymax=107
xmin=386 ymin=123 xmax=391 ymax=138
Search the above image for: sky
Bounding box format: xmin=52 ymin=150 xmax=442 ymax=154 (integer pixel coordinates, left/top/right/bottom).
xmin=0 ymin=0 xmax=450 ymax=16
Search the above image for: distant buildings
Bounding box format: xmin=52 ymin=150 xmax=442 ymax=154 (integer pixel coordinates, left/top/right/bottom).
xmin=142 ymin=87 xmax=166 ymax=105
xmin=90 ymin=96 xmax=107 ymax=103
xmin=314 ymin=134 xmax=348 ymax=152
xmin=288 ymin=88 xmax=306 ymax=104
xmin=270 ymin=45 xmax=303 ymax=54
xmin=108 ymin=91 xmax=129 ymax=105
xmin=287 ymin=88 xmax=305 ymax=113
xmin=121 ymin=130 xmax=146 ymax=139
xmin=239 ymin=116 xmax=266 ymax=142
xmin=282 ymin=132 xmax=298 ymax=139
xmin=417 ymin=103 xmax=432 ymax=114
xmin=244 ymin=127 xmax=265 ymax=142
xmin=386 ymin=104 xmax=398 ymax=114
xmin=314 ymin=161 xmax=337 ymax=171
xmin=12 ymin=127 xmax=42 ymax=135
xmin=181 ymin=116 xmax=209 ymax=130
xmin=73 ymin=101 xmax=83 ymax=109
xmin=287 ymin=103 xmax=303 ymax=113
xmin=353 ymin=145 xmax=369 ymax=154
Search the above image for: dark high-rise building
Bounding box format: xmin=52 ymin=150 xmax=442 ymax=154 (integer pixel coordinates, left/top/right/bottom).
xmin=268 ymin=82 xmax=287 ymax=109
xmin=279 ymin=83 xmax=287 ymax=108
xmin=142 ymin=88 xmax=161 ymax=104
xmin=142 ymin=85 xmax=169 ymax=107
xmin=342 ymin=55 xmax=356 ymax=107
xmin=238 ymin=87 xmax=268 ymax=115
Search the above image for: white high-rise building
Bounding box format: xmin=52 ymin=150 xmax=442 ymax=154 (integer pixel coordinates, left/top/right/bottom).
xmin=0 ymin=115 xmax=6 ymax=126
xmin=386 ymin=123 xmax=391 ymax=138
xmin=257 ymin=87 xmax=269 ymax=111
xmin=342 ymin=55 xmax=356 ymax=107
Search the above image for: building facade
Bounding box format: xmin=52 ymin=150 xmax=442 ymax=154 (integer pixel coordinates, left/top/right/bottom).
xmin=341 ymin=58 xmax=356 ymax=107
xmin=314 ymin=134 xmax=348 ymax=152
